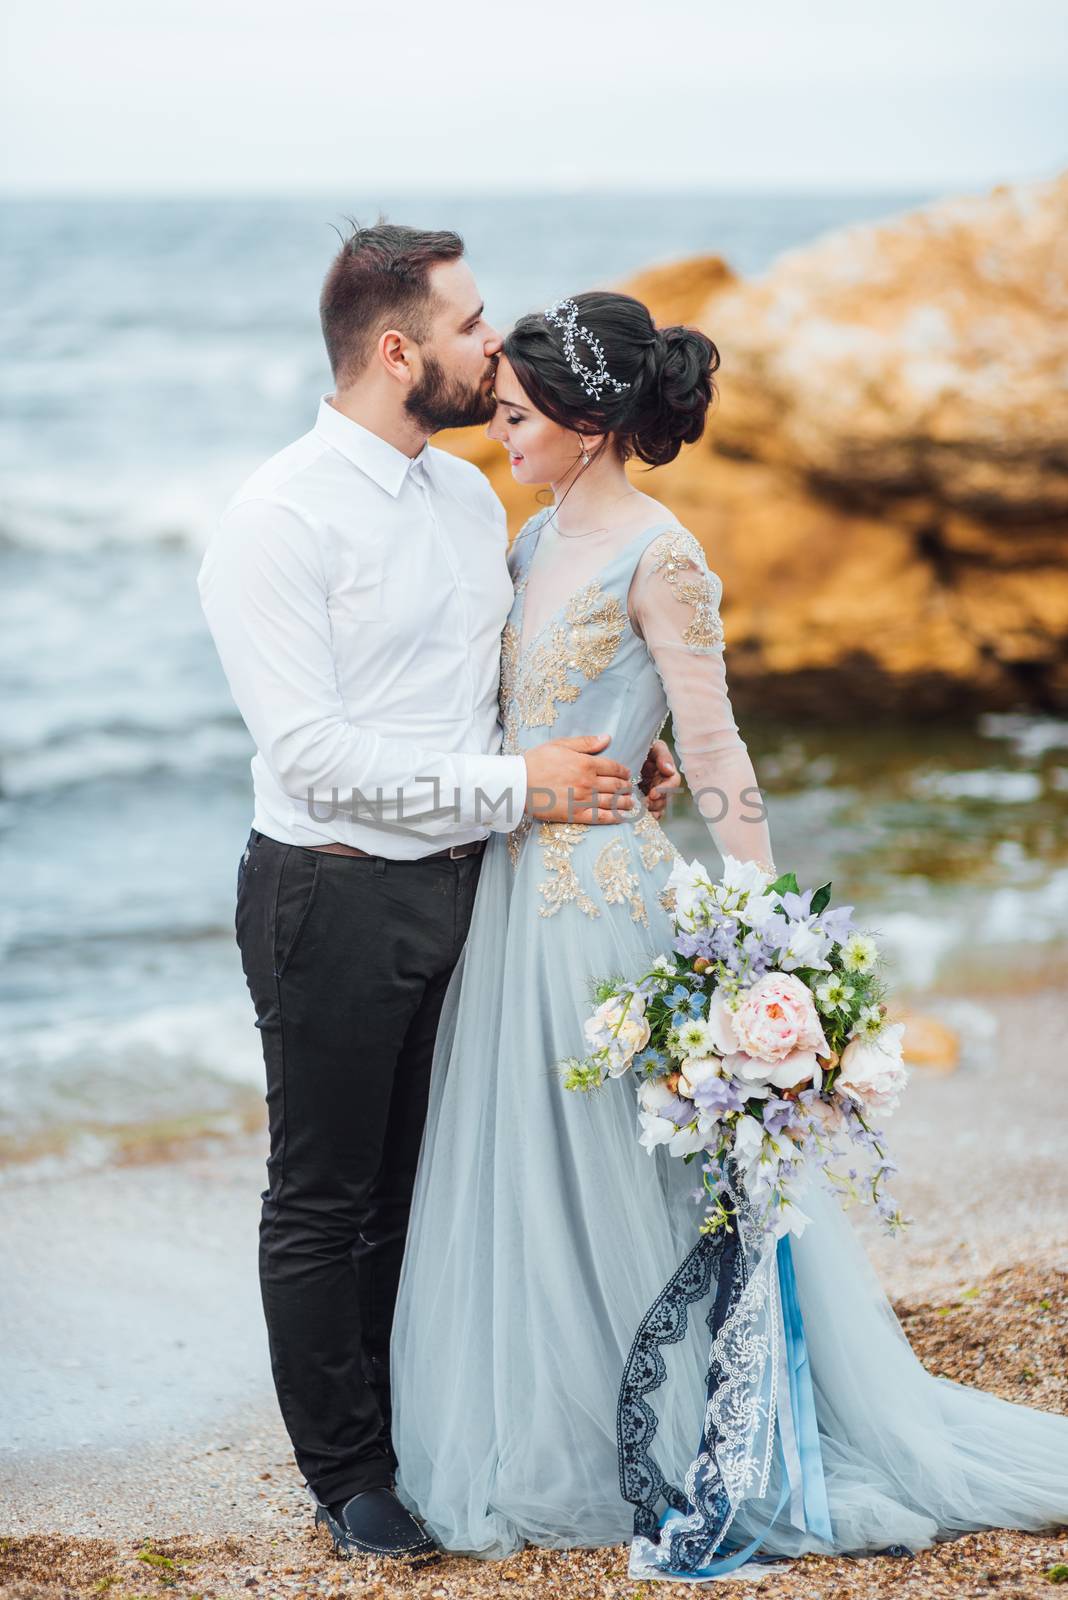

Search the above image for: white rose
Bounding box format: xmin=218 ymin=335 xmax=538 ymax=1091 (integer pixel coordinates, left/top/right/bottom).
xmin=677 ymin=1055 xmax=723 ymax=1098
xmin=638 ymin=1078 xmax=681 ymax=1115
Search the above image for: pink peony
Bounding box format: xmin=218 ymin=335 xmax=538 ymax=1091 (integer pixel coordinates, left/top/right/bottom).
xmin=732 ymin=972 xmax=831 ymax=1065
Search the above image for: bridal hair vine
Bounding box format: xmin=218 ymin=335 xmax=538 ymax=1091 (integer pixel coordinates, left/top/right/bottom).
xmin=543 ymin=297 xmax=632 ymax=403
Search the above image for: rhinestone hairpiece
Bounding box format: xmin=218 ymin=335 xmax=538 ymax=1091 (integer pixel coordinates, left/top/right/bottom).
xmin=543 ymin=296 xmax=632 ymax=402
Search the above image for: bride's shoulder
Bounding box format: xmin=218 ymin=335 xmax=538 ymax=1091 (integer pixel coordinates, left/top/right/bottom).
xmin=631 ymin=523 xmax=725 ymax=651
xmin=506 ymin=506 xmax=552 ymax=575
xmin=636 ymin=521 xmax=713 ymax=578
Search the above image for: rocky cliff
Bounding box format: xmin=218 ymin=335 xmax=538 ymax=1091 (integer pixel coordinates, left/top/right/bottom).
xmin=437 ymin=174 xmax=1068 ymax=715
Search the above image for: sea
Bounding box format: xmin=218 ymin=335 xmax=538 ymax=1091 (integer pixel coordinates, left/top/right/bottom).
xmin=2 ymin=190 xmax=1066 ymax=1173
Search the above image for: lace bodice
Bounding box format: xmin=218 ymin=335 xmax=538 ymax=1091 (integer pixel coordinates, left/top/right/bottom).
xmin=500 ymin=508 xmax=775 ymax=876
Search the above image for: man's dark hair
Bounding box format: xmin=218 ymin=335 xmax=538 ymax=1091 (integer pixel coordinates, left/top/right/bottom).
xmin=319 ymin=221 xmax=465 ymax=388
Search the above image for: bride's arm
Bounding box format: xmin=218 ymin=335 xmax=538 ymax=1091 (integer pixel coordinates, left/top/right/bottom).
xmin=628 ymin=529 xmax=776 ymax=874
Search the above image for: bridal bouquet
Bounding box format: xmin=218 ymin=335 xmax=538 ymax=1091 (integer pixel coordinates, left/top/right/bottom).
xmin=560 ymin=856 xmax=909 ymax=1241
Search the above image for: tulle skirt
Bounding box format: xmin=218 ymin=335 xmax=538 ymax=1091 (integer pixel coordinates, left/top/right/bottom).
xmin=390 ymin=833 xmax=1068 ymax=1560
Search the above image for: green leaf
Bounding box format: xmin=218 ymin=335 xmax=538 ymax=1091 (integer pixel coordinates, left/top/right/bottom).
xmin=810 ymin=881 xmax=833 ymax=915
xmin=771 ymin=871 xmax=799 ymax=896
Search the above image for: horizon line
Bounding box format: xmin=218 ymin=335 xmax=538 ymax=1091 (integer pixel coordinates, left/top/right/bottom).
xmin=0 ymin=176 xmax=1029 ymax=204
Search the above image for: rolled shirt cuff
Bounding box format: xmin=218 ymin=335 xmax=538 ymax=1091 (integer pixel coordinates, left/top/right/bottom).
xmin=465 ymin=752 xmax=528 ymax=834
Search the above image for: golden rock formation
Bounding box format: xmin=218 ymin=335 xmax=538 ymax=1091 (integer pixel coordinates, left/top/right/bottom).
xmin=437 ymin=175 xmax=1068 ymax=714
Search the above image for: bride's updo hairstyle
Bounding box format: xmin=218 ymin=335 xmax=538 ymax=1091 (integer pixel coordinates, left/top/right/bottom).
xmin=502 ymin=291 xmax=719 ymax=468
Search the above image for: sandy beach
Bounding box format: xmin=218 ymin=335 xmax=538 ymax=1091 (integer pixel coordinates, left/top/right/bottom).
xmin=2 ymin=977 xmax=1066 ymax=1598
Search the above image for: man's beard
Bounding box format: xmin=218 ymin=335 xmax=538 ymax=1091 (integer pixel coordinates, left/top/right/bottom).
xmin=404 ymin=353 xmax=497 ymax=432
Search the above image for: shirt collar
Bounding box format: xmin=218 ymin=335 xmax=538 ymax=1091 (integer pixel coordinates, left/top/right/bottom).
xmin=314 ymin=396 xmax=433 ymax=498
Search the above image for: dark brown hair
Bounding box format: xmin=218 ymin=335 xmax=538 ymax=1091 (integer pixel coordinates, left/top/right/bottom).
xmin=503 ymin=290 xmax=719 ymax=468
xmin=319 ymin=221 xmax=465 ymax=387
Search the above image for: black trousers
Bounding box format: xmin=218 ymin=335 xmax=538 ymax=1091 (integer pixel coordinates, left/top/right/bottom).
xmin=235 ymin=826 xmax=484 ymax=1506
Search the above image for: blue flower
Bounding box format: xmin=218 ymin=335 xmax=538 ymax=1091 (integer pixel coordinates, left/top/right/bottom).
xmin=669 ymin=984 xmax=706 ymax=1028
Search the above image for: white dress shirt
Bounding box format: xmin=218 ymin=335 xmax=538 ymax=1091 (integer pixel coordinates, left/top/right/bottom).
xmin=197 ymin=396 xmax=529 ymax=858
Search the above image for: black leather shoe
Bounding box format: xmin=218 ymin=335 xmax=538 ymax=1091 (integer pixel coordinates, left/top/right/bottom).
xmin=314 ymin=1486 xmax=437 ymax=1562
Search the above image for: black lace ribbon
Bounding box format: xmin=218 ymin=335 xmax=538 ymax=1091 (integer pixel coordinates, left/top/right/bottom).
xmin=616 ymin=1217 xmax=748 ymax=1570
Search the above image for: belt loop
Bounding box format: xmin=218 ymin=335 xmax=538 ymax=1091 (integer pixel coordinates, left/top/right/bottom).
xmin=373 ymin=856 xmax=387 ymax=876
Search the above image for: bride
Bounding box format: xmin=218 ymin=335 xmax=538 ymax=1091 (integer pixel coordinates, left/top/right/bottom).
xmin=390 ymin=291 xmax=1068 ymax=1571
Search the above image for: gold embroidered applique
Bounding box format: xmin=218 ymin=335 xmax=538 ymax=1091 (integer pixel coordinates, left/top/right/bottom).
xmin=658 ymin=884 xmax=678 ymax=916
xmin=594 ymin=839 xmax=648 ymax=926
xmin=500 ymin=573 xmax=628 ymax=874
xmin=517 ymin=624 xmax=582 ymax=730
xmin=536 ymin=822 xmax=600 ymax=919
xmin=648 ymin=530 xmax=725 ymax=652
xmin=499 ymin=619 xmax=522 ymax=757
xmin=633 ymin=811 xmax=680 ymax=872
xmin=516 ymin=581 xmax=627 ymax=731
xmin=500 ymin=565 xmax=529 ymax=853
xmin=507 ymin=811 xmax=533 ymax=869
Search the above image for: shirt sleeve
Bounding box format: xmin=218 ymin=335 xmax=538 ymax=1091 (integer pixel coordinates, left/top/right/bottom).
xmin=629 ymin=529 xmax=776 ymax=874
xmin=197 ymin=497 xmax=528 ymax=839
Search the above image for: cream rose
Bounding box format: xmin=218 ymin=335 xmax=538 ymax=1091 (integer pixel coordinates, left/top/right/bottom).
xmin=836 ymin=1023 xmax=908 ymax=1115
xmin=611 ymin=1014 xmax=651 ymax=1072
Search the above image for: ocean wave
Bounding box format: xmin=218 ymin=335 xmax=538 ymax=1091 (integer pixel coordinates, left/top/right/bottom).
xmin=871 ymin=865 xmax=1068 ymax=988
xmin=0 ymin=469 xmax=245 ymax=554
xmin=0 ymin=998 xmax=263 ymax=1139
xmin=909 ymin=768 xmax=1044 ymax=803
xmin=0 ymin=719 xmax=251 ymax=798
xmin=978 ymin=712 xmax=1068 ymax=761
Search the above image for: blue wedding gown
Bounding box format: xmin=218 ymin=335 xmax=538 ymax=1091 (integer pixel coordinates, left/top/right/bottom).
xmin=390 ymin=508 xmax=1068 ymax=1566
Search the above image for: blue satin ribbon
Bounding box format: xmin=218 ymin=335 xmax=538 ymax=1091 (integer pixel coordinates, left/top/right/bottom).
xmin=776 ymin=1235 xmax=833 ymax=1546
xmin=647 ymin=1235 xmax=832 ymax=1580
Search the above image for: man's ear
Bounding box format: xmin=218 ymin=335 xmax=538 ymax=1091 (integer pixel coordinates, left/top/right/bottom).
xmin=378 ymin=329 xmax=413 ymax=385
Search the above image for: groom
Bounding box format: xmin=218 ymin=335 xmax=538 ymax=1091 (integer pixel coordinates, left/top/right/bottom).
xmin=197 ymin=222 xmax=680 ymax=1561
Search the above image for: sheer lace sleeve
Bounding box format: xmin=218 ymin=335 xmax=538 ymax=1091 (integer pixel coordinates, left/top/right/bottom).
xmin=630 ymin=528 xmax=776 ymax=875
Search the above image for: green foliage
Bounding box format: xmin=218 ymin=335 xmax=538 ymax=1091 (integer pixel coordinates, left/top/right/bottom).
xmin=1047 ymin=1563 xmax=1068 ymax=1583
xmin=810 ymin=881 xmax=833 ymax=915
xmin=591 ymin=975 xmax=625 ymax=1004
xmin=136 ymin=1546 xmax=189 ymax=1573
xmin=561 ymin=1057 xmax=605 ymax=1093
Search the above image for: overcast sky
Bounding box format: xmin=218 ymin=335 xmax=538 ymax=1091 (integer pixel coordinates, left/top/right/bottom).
xmin=2 ymin=0 xmax=1065 ymax=195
